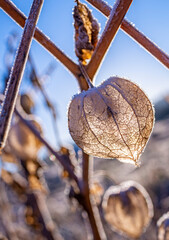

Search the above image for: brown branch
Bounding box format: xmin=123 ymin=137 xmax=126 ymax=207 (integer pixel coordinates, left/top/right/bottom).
xmin=86 ymin=0 xmax=169 ymax=69
xmin=0 ymin=0 xmax=80 ymax=79
xmin=86 ymin=0 xmax=133 ymax=80
xmin=0 ymin=0 xmax=43 ymax=150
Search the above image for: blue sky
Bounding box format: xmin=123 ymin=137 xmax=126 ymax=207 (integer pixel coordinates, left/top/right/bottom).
xmin=0 ymin=0 xmax=169 ymax=148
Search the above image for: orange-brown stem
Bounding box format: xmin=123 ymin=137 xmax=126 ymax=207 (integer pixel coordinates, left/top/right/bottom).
xmin=86 ymin=0 xmax=133 ymax=80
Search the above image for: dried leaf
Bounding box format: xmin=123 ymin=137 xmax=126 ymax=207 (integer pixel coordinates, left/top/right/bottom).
xmin=73 ymin=1 xmax=100 ymax=64
xmin=157 ymin=212 xmax=169 ymax=240
xmin=102 ymin=181 xmax=154 ymax=239
xmin=68 ymin=77 xmax=154 ymax=165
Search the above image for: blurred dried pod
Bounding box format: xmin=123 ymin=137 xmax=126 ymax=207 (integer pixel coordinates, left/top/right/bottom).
xmin=68 ymin=77 xmax=154 ymax=165
xmin=91 ymin=171 xmax=116 ymax=205
xmin=20 ymin=93 xmax=34 ymax=114
xmin=73 ymin=0 xmax=100 ymax=64
xmin=102 ymin=180 xmax=154 ymax=239
xmin=157 ymin=212 xmax=169 ymax=240
xmin=1 ymin=144 xmax=18 ymax=163
xmin=8 ymin=116 xmax=43 ymax=160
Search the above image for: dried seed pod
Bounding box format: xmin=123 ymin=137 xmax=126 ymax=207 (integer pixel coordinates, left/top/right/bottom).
xmin=73 ymin=0 xmax=100 ymax=64
xmin=68 ymin=77 xmax=154 ymax=165
xmin=20 ymin=93 xmax=34 ymax=115
xmin=8 ymin=117 xmax=43 ymax=160
xmin=157 ymin=212 xmax=169 ymax=240
xmin=102 ymin=181 xmax=154 ymax=239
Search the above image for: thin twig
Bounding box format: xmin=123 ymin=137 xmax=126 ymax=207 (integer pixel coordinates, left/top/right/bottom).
xmin=79 ymin=62 xmax=94 ymax=88
xmin=86 ymin=0 xmax=169 ymax=70
xmin=0 ymin=0 xmax=80 ymax=79
xmin=14 ymin=108 xmax=79 ymax=187
xmin=86 ymin=0 xmax=133 ymax=80
xmin=0 ymin=0 xmax=43 ymax=150
xmin=28 ymin=54 xmax=61 ymax=146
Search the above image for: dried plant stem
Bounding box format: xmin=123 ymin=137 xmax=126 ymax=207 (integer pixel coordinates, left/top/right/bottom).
xmin=14 ymin=108 xmax=79 ymax=186
xmin=86 ymin=0 xmax=133 ymax=80
xmin=82 ymin=153 xmax=107 ymax=240
xmin=28 ymin=54 xmax=61 ymax=146
xmin=121 ymin=20 xmax=169 ymax=68
xmin=0 ymin=0 xmax=43 ymax=150
xmin=0 ymin=0 xmax=80 ymax=79
xmin=86 ymin=0 xmax=169 ymax=70
xmin=79 ymin=62 xmax=94 ymax=88
xmin=79 ymin=64 xmax=106 ymax=239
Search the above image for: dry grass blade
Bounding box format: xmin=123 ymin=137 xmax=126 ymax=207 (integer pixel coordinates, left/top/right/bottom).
xmin=0 ymin=0 xmax=80 ymax=78
xmin=85 ymin=0 xmax=169 ymax=70
xmin=86 ymin=0 xmax=133 ymax=80
xmin=68 ymin=77 xmax=154 ymax=165
xmin=0 ymin=0 xmax=43 ymax=150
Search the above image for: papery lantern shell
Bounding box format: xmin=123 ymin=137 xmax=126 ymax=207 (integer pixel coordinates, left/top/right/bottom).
xmin=68 ymin=77 xmax=154 ymax=165
xmin=157 ymin=212 xmax=169 ymax=240
xmin=102 ymin=180 xmax=154 ymax=239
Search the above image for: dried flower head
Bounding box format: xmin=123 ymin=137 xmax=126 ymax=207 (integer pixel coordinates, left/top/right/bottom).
xmin=73 ymin=0 xmax=100 ymax=64
xmin=68 ymin=77 xmax=154 ymax=165
xmin=102 ymin=181 xmax=154 ymax=238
